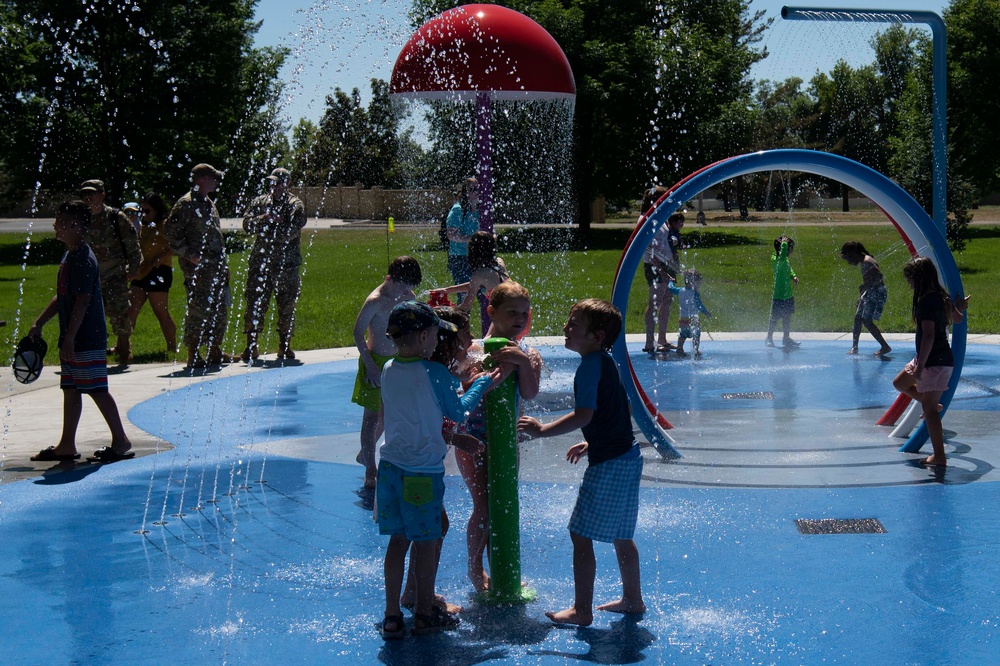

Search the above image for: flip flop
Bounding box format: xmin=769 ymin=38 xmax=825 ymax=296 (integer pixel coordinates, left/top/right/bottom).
xmin=89 ymin=447 xmax=136 ymax=463
xmin=30 ymin=446 xmax=80 ymax=462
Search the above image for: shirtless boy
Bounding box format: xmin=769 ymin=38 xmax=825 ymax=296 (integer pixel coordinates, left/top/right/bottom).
xmin=352 ymin=256 xmax=422 ymax=488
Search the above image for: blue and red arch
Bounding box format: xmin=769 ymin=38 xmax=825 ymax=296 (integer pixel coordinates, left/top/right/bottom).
xmin=611 ymin=149 xmax=966 ymax=459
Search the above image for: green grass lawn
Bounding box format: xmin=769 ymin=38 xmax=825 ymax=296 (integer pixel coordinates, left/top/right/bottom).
xmin=2 ymin=223 xmax=998 ymax=363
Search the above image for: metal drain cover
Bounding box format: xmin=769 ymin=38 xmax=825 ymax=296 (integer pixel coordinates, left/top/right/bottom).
xmin=796 ymin=518 xmax=886 ymax=534
xmin=721 ymin=391 xmax=774 ymax=400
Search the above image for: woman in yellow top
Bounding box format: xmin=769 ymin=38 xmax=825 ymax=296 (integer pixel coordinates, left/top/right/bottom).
xmin=127 ymin=192 xmax=177 ymax=354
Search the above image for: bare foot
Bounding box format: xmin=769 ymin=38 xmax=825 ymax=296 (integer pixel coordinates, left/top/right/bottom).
xmin=469 ymin=568 xmax=491 ymax=593
xmin=921 ymin=455 xmax=947 ymax=467
xmin=874 ymin=346 xmax=892 ymax=356
xmin=436 ymin=596 xmax=463 ymax=614
xmin=400 ymin=593 xmax=461 ymax=614
xmin=597 ymin=598 xmax=647 ymax=614
xmin=847 ymin=347 xmax=858 ymax=355
xmin=545 ymin=606 xmax=593 ymax=626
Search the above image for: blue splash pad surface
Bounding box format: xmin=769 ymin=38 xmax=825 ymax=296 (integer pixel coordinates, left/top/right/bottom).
xmin=3 ymin=458 xmax=1000 ymax=664
xmin=128 ymin=341 xmax=1000 ymax=447
xmin=2 ymin=341 xmax=999 ymax=664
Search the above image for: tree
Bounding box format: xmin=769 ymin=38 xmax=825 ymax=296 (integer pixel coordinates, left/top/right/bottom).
xmin=945 ymin=0 xmax=1000 ymax=199
xmin=303 ymin=79 xmax=409 ymax=188
xmin=809 ymin=62 xmax=886 ymax=173
xmin=288 ymin=119 xmax=318 ymax=182
xmin=887 ymin=30 xmax=975 ymax=251
xmin=2 ymin=0 xmax=286 ymax=212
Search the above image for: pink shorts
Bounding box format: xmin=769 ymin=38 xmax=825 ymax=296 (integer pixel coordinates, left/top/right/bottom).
xmin=904 ymin=359 xmax=953 ymax=393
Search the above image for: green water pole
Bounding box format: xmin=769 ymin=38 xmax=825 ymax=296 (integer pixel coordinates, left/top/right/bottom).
xmin=482 ymin=337 xmax=534 ymax=603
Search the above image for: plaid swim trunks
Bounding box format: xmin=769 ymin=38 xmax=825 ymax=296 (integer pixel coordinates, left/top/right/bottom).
xmin=569 ymin=448 xmax=643 ymax=543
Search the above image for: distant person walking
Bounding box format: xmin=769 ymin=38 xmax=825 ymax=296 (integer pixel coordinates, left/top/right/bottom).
xmin=240 ymin=167 xmax=308 ymax=361
xmin=445 ymin=178 xmax=480 ymax=300
xmin=164 ymin=163 xmax=233 ymax=369
xmin=128 ymin=192 xmax=177 ymax=355
xmin=28 ymin=201 xmax=134 ymax=464
xmin=78 ymin=179 xmax=143 ymax=365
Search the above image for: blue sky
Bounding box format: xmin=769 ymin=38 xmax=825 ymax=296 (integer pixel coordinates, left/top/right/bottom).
xmin=255 ymin=0 xmax=947 ymax=127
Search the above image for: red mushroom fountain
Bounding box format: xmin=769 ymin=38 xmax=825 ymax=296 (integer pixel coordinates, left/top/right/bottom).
xmin=390 ymin=3 xmax=575 ymax=233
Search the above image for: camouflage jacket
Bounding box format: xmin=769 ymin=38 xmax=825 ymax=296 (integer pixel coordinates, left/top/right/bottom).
xmin=242 ymin=192 xmax=307 ymax=267
xmin=164 ymin=190 xmax=227 ymax=266
xmin=85 ymin=204 xmax=142 ymax=280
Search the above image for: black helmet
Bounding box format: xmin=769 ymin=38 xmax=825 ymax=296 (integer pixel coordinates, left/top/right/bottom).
xmin=13 ymin=336 xmax=47 ymax=384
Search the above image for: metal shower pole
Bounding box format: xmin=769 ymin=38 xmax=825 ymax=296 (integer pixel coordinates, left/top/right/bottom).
xmin=781 ymin=7 xmax=947 ymax=231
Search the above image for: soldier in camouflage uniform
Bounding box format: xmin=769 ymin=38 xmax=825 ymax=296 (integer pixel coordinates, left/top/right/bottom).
xmin=164 ymin=164 xmax=233 ymax=369
xmin=240 ymin=167 xmax=308 ymax=362
xmin=79 ymin=179 xmax=143 ymax=365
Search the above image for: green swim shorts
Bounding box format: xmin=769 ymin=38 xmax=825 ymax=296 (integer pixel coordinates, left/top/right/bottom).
xmin=351 ymin=352 xmax=393 ymax=411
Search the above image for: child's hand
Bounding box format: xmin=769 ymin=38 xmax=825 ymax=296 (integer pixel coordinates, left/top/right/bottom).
xmin=487 ymin=365 xmax=505 ymax=388
xmin=957 ymin=294 xmax=972 ymax=312
xmin=793 ymin=276 xmax=799 ymax=284
xmin=60 ymin=338 xmax=75 ymax=363
xmin=517 ymin=415 xmax=543 ymax=439
xmin=566 ymin=441 xmax=588 ymax=464
xmin=490 ymin=343 xmax=527 ymax=367
xmin=363 ymin=358 xmax=382 ymax=388
xmin=449 ymin=432 xmax=484 ymax=455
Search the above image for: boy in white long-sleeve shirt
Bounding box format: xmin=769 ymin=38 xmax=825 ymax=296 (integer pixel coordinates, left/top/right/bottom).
xmin=376 ymin=301 xmax=497 ymax=639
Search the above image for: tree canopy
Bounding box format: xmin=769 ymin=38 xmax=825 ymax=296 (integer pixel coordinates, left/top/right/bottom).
xmin=0 ymin=0 xmax=287 ymax=211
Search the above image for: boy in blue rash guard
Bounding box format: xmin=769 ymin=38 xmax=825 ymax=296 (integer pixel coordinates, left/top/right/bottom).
xmin=376 ymin=301 xmax=499 ymax=639
xmin=518 ymin=299 xmax=646 ymax=627
xmin=667 ymin=269 xmax=712 ymax=358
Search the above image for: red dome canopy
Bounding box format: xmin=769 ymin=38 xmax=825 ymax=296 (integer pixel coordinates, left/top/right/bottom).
xmin=390 ymin=4 xmax=576 ymax=101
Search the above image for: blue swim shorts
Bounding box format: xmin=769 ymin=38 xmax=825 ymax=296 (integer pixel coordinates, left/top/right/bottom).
xmin=376 ymin=460 xmax=444 ymax=542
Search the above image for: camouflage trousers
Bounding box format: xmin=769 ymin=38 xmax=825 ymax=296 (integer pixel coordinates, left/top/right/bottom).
xmin=181 ymin=260 xmax=229 ymax=350
xmin=243 ymin=260 xmax=301 ymax=340
xmin=101 ymin=273 xmax=133 ymax=338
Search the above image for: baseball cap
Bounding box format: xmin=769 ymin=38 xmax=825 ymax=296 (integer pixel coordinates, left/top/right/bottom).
xmin=12 ymin=336 xmax=47 ymax=384
xmin=386 ymin=301 xmax=458 ymax=339
xmin=78 ymin=179 xmax=105 ymax=194
xmin=191 ymin=163 xmax=224 ymax=180
xmin=267 ymin=168 xmax=291 ymax=183
xmin=123 ymin=202 xmax=140 ymax=214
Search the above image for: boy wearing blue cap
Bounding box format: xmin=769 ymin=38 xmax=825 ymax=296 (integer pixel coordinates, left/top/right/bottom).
xmin=377 ymin=301 xmax=498 ymax=639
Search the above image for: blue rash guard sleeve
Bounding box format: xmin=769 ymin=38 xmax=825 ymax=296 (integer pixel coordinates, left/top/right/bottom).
xmin=426 ymin=361 xmax=492 ymax=422
xmin=694 ymin=291 xmax=711 ymax=316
